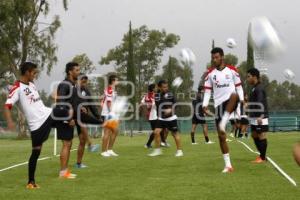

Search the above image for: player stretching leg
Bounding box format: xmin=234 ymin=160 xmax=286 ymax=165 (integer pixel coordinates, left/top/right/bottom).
xmin=202 ymin=48 xmax=244 ymax=173
xmin=4 ymin=62 xmax=73 ymax=188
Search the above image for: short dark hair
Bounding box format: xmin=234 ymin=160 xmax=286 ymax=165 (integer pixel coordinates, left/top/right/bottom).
xmin=80 ymin=73 xmax=88 ymax=80
xmin=108 ymin=74 xmax=117 ymax=85
xmin=148 ymin=84 xmax=155 ymax=92
xmin=20 ymin=62 xmax=37 ymax=75
xmin=247 ymin=68 xmax=260 ymax=79
xmin=211 ymin=47 xmax=224 ymax=56
xmin=65 ymin=62 xmax=79 ymax=75
xmin=157 ymin=80 xmax=167 ymax=87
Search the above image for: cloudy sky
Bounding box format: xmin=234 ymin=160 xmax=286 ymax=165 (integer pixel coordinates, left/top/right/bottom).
xmin=36 ymin=0 xmax=300 ymax=93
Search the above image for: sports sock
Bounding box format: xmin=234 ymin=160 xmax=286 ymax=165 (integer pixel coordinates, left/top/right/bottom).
xmin=205 ymin=136 xmax=209 ymax=143
xmin=28 ymin=149 xmax=41 ymax=184
xmin=146 ymin=132 xmax=155 ymax=146
xmin=220 ymin=111 xmax=230 ymax=131
xmin=259 ymin=139 xmax=268 ymax=160
xmin=223 ymin=153 xmax=232 ymax=168
xmin=253 ymin=138 xmax=261 ymax=153
xmin=191 ymin=132 xmax=195 ymax=143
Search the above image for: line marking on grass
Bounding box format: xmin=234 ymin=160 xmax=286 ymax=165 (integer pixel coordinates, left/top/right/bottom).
xmin=237 ymin=140 xmax=297 ymax=187
xmin=0 ymin=148 xmax=78 ymax=173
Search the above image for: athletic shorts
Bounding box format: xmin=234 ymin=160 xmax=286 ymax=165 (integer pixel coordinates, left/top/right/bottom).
xmin=251 ymin=125 xmax=269 ymax=133
xmin=149 ymin=120 xmax=157 ymax=130
xmin=240 ymin=117 xmax=249 ymax=125
xmin=215 ymin=100 xmax=238 ymax=125
xmin=31 ymin=107 xmax=70 ymax=147
xmin=156 ymin=120 xmax=179 ymax=133
xmin=192 ymin=114 xmax=206 ymax=124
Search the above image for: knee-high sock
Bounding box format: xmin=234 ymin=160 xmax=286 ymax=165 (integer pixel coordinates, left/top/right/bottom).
xmin=259 ymin=139 xmax=268 ymax=160
xmin=28 ymin=149 xmax=41 ymax=183
xmin=146 ymin=132 xmax=155 ymax=146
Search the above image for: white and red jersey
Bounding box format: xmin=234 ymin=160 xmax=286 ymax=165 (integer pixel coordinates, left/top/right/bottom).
xmin=4 ymin=81 xmax=52 ymax=131
xmin=203 ymin=65 xmax=244 ymax=107
xmin=141 ymin=92 xmax=157 ymax=121
xmin=101 ymin=86 xmax=117 ymax=116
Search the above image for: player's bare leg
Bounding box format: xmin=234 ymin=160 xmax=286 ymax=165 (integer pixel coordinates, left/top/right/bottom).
xmin=191 ymin=123 xmax=197 ymax=144
xmin=148 ymin=128 xmax=163 ymax=156
xmin=76 ymin=127 xmax=88 ymax=167
xmin=172 ymin=132 xmax=183 ymax=157
xmin=101 ymin=128 xmax=111 ymax=157
xmin=59 ymin=140 xmax=76 ymax=178
xmin=107 ymin=128 xmax=119 ymax=156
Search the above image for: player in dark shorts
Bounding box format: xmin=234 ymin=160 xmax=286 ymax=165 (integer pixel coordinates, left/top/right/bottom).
xmin=190 ymin=86 xmax=214 ymax=144
xmin=3 ymin=62 xmax=72 ymax=188
xmin=142 ymin=84 xmax=169 ymax=148
xmin=247 ymin=68 xmax=269 ymax=163
xmin=74 ymin=74 xmax=103 ymax=168
xmin=148 ymin=80 xmax=183 ymax=157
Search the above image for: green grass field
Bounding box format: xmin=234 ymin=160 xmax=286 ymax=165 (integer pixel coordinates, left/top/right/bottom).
xmin=0 ymin=132 xmax=300 ymax=200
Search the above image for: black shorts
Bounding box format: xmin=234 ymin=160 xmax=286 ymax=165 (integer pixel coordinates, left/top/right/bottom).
xmin=192 ymin=114 xmax=206 ymax=124
xmin=251 ymin=125 xmax=269 ymax=133
xmin=215 ymin=100 xmax=238 ymax=125
xmin=30 ymin=115 xmax=55 ymax=147
xmin=156 ymin=120 xmax=179 ymax=133
xmin=240 ymin=117 xmax=249 ymax=125
xmin=149 ymin=120 xmax=157 ymax=130
xmin=30 ymin=108 xmax=70 ymax=147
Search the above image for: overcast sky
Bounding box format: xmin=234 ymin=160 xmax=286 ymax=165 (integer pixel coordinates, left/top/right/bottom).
xmin=36 ymin=0 xmax=300 ymax=93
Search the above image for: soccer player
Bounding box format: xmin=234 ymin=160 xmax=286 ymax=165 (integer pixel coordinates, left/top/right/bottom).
xmin=74 ymin=74 xmax=102 ymax=168
xmin=142 ymin=84 xmax=168 ymax=148
xmin=246 ymin=68 xmax=269 ymax=163
xmin=55 ymin=62 xmax=81 ymax=179
xmin=240 ymin=95 xmax=249 ymax=138
xmin=100 ymin=75 xmax=119 ymax=157
xmin=190 ymin=86 xmax=214 ymax=145
xmin=148 ymin=80 xmax=183 ymax=157
xmin=202 ymin=47 xmax=244 ymax=173
xmin=3 ymin=62 xmax=72 ymax=188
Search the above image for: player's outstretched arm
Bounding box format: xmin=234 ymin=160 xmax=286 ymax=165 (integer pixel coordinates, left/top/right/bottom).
xmin=3 ymin=105 xmax=16 ymax=131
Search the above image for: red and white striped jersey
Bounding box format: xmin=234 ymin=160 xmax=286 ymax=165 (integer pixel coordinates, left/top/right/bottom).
xmin=203 ymin=65 xmax=244 ymax=107
xmin=101 ymin=86 xmax=117 ymax=116
xmin=4 ymin=81 xmax=52 ymax=131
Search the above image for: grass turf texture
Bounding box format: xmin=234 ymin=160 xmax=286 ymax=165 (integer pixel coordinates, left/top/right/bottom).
xmin=0 ymin=132 xmax=300 ymax=200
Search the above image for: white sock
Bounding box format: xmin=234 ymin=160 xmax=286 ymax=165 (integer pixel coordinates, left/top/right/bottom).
xmin=60 ymin=168 xmax=68 ymax=175
xmin=220 ymin=111 xmax=230 ymax=131
xmin=223 ymin=153 xmax=232 ymax=168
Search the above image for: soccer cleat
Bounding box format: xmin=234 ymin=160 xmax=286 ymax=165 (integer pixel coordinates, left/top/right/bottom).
xmin=59 ymin=169 xmax=77 ymax=179
xmin=88 ymin=144 xmax=100 ymax=152
xmin=160 ymin=142 xmax=167 ymax=147
xmin=107 ymin=150 xmax=119 ymax=157
xmin=222 ymin=166 xmax=234 ymax=173
xmin=148 ymin=148 xmax=162 ymax=157
xmin=192 ymin=142 xmax=198 ymax=145
xmin=74 ymin=163 xmax=88 ymax=169
xmin=252 ymin=156 xmax=266 ymax=164
xmin=205 ymin=141 xmax=215 ymax=144
xmin=175 ymin=150 xmax=184 ymax=157
xmin=101 ymin=151 xmax=111 ymax=157
xmin=26 ymin=183 xmax=40 ymax=189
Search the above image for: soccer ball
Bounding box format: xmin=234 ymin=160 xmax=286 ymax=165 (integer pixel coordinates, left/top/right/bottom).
xmin=226 ymin=38 xmax=237 ymax=48
xmin=293 ymin=142 xmax=300 ymax=166
xmin=283 ymin=69 xmax=295 ymax=80
xmin=172 ymin=77 xmax=183 ymax=87
xmin=249 ymin=16 xmax=285 ymax=59
xmin=179 ymin=48 xmax=196 ymax=67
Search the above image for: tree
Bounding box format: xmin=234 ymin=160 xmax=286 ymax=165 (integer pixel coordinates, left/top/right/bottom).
xmin=100 ymin=24 xmax=180 ymax=97
xmin=72 ymin=53 xmax=94 ymax=74
xmin=224 ymin=54 xmax=238 ymax=66
xmin=157 ymin=57 xmax=194 ymax=116
xmin=0 ymin=0 xmax=68 ymax=138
